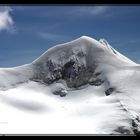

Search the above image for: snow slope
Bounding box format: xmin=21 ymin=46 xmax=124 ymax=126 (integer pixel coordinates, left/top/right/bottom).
xmin=0 ymin=36 xmax=140 ymax=135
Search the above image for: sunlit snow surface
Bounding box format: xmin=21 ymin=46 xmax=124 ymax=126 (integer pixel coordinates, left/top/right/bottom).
xmin=0 ymin=82 xmax=123 ymax=134
xmin=0 ymin=80 xmax=135 ymax=134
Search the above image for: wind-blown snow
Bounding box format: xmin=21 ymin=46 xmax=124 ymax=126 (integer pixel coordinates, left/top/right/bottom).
xmin=0 ymin=36 xmax=140 ymax=135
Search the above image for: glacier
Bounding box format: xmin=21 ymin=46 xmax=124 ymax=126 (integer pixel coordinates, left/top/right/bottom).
xmin=0 ymin=36 xmax=140 ymax=135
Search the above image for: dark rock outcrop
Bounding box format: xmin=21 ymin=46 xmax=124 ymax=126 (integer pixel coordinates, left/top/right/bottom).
xmin=105 ymin=87 xmax=115 ymax=96
xmin=33 ymin=50 xmax=103 ymax=89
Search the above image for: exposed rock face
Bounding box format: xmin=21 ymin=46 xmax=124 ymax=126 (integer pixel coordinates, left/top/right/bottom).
xmin=50 ymin=82 xmax=68 ymax=97
xmin=89 ymin=72 xmax=104 ymax=86
xmin=105 ymin=87 xmax=115 ymax=96
xmin=132 ymin=116 xmax=140 ymax=136
xmin=32 ymin=50 xmax=103 ymax=90
xmin=114 ymin=126 xmax=132 ymax=135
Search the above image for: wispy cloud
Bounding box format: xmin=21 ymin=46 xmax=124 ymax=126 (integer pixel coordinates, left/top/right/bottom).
xmin=18 ymin=6 xmax=110 ymax=21
xmin=67 ymin=6 xmax=109 ymax=18
xmin=0 ymin=6 xmax=15 ymax=33
xmin=39 ymin=32 xmax=69 ymax=42
xmin=80 ymin=6 xmax=109 ymax=16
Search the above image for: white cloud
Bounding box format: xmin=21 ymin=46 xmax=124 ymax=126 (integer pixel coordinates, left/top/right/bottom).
xmin=0 ymin=6 xmax=14 ymax=32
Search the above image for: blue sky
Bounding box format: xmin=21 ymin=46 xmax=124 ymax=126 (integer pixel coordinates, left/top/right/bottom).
xmin=0 ymin=5 xmax=140 ymax=67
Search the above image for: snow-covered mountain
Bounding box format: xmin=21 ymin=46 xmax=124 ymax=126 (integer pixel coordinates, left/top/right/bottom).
xmin=0 ymin=36 xmax=140 ymax=135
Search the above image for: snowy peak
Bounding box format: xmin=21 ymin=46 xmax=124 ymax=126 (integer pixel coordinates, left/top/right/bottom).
xmin=0 ymin=36 xmax=137 ymax=92
xmin=29 ymin=36 xmax=138 ymax=95
xmin=33 ymin=35 xmax=136 ymax=66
